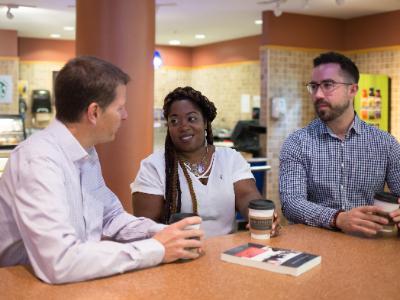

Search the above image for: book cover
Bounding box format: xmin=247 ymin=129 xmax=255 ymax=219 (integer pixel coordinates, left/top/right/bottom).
xmin=221 ymin=243 xmax=321 ymax=276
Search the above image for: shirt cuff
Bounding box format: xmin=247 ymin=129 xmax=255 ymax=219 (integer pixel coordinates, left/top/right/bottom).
xmin=148 ymin=223 xmax=167 ymax=236
xmin=322 ymin=209 xmax=339 ymax=229
xmin=130 ymin=238 xmax=165 ymax=269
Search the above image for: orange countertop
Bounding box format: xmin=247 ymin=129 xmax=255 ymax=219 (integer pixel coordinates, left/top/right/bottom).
xmin=1 ymin=224 xmax=399 ymax=300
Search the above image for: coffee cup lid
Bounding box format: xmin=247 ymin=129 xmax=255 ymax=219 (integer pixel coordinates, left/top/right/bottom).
xmin=169 ymin=212 xmax=198 ymax=224
xmin=248 ymin=199 xmax=275 ymax=210
xmin=374 ymin=192 xmax=398 ymax=204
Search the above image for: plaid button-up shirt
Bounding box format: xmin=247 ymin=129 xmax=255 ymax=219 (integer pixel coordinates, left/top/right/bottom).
xmin=279 ymin=115 xmax=400 ymax=228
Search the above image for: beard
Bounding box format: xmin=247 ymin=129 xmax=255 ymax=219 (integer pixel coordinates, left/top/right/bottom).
xmin=314 ymin=98 xmax=350 ymax=122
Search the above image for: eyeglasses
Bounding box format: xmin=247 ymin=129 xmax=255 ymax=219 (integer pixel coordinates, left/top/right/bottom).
xmin=306 ymin=80 xmax=354 ymax=94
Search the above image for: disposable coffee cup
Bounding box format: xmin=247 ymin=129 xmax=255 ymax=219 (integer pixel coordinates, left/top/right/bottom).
xmin=169 ymin=212 xmax=200 ymax=230
xmin=248 ymin=199 xmax=275 ymax=240
xmin=169 ymin=213 xmax=201 ymax=255
xmin=374 ymin=192 xmax=399 ymax=235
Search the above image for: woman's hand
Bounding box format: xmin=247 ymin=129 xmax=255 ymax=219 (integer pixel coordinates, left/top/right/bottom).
xmin=271 ymin=211 xmax=281 ymax=237
xmin=245 ymin=211 xmax=281 ymax=237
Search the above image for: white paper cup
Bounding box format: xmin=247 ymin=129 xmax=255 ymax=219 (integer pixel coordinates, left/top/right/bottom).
xmin=169 ymin=213 xmax=201 ymax=255
xmin=248 ymin=199 xmax=275 ymax=240
xmin=374 ymin=192 xmax=399 ymax=235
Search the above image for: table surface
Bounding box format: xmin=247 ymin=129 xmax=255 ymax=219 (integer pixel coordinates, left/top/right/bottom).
xmin=1 ymin=224 xmax=399 ymax=300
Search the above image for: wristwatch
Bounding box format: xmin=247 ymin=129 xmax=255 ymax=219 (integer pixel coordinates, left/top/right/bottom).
xmin=330 ymin=210 xmax=343 ymax=230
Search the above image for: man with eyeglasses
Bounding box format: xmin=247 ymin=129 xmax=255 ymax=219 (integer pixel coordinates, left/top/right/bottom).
xmin=279 ymin=52 xmax=400 ymax=237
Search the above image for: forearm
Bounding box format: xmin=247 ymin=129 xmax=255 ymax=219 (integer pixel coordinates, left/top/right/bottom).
xmin=234 ymin=179 xmax=262 ymax=221
xmin=104 ymin=211 xmax=166 ymax=242
xmin=281 ymin=193 xmax=338 ymax=228
xmin=131 ymin=192 xmax=164 ymax=222
xmin=26 ymin=235 xmax=164 ymax=284
xmin=236 ymin=192 xmax=261 ymax=221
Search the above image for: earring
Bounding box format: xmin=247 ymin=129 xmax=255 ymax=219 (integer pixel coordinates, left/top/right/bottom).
xmin=204 ymin=130 xmax=208 ymax=148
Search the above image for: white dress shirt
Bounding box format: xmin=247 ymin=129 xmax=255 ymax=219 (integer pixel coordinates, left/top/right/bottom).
xmin=131 ymin=147 xmax=254 ymax=237
xmin=0 ymin=120 xmax=165 ymax=284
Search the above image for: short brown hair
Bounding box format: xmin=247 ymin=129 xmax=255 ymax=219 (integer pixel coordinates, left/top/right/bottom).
xmin=313 ymin=52 xmax=359 ymax=83
xmin=55 ymin=56 xmax=130 ymax=123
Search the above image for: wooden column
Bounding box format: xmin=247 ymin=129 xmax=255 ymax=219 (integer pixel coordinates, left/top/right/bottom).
xmin=76 ymin=0 xmax=155 ymax=212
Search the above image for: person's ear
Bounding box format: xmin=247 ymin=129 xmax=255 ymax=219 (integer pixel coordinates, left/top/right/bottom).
xmin=87 ymin=102 xmax=100 ymax=125
xmin=349 ymin=83 xmax=359 ymax=98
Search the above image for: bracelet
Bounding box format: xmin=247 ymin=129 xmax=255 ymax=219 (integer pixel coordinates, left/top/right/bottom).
xmin=331 ymin=210 xmax=343 ymax=230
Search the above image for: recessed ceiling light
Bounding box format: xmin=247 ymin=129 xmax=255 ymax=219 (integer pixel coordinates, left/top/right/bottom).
xmin=254 ymin=20 xmax=263 ymax=25
xmin=169 ymin=39 xmax=181 ymax=45
xmin=50 ymin=34 xmax=61 ymax=38
xmin=63 ymin=26 xmax=74 ymax=31
xmin=195 ymin=34 xmax=206 ymax=39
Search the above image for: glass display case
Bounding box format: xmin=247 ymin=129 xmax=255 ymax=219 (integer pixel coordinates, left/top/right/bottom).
xmin=0 ymin=114 xmax=26 ymax=150
xmin=0 ymin=151 xmax=9 ymax=177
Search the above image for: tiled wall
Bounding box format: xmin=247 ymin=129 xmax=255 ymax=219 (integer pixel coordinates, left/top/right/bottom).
xmin=0 ymin=57 xmax=19 ymax=114
xmin=19 ymin=61 xmax=64 ymax=128
xmin=154 ymin=67 xmax=192 ymax=108
xmin=191 ymin=62 xmax=260 ymax=129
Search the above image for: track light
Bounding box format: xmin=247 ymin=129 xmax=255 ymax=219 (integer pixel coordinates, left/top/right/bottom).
xmin=1 ymin=4 xmax=36 ymax=20
xmin=257 ymin=0 xmax=286 ymax=17
xmin=6 ymin=7 xmax=14 ymax=19
xmin=273 ymin=2 xmax=282 ymax=17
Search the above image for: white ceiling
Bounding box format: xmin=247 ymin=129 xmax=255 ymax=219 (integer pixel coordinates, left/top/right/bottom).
xmin=0 ymin=0 xmax=400 ymax=46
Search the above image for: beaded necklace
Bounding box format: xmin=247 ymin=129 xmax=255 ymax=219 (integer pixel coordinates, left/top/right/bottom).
xmin=178 ymin=146 xmax=214 ymax=214
xmin=180 ymin=146 xmax=209 ymax=177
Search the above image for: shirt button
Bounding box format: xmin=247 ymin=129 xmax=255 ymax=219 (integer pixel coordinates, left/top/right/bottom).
xmin=340 ymin=185 xmax=344 ymax=190
xmin=342 ymin=205 xmax=345 ymax=210
xmin=341 ymin=163 xmax=344 ymax=168
xmin=341 ymin=143 xmax=344 ymax=147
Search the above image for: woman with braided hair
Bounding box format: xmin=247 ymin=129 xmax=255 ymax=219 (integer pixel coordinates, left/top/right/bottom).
xmin=131 ymin=86 xmax=280 ymax=237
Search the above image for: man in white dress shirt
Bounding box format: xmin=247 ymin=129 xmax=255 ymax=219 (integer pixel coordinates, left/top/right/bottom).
xmin=0 ymin=56 xmax=203 ymax=284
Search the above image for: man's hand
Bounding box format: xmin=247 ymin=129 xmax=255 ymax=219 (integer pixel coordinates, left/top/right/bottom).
xmin=389 ymin=198 xmax=400 ymax=230
xmin=153 ymin=216 xmax=204 ymax=263
xmin=336 ymin=206 xmax=388 ymax=237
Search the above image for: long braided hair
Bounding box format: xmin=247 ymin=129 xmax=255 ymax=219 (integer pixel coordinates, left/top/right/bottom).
xmin=162 ymin=86 xmax=217 ymax=223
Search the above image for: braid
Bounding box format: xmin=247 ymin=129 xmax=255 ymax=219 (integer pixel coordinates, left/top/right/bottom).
xmin=162 ymin=86 xmax=218 ymax=222
xmin=178 ymin=159 xmax=198 ymax=214
xmin=206 ymin=122 xmax=214 ymax=145
xmin=164 ymin=133 xmax=182 ymax=223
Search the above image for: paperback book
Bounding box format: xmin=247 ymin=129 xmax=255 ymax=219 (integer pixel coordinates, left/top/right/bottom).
xmin=221 ymin=243 xmax=321 ymax=276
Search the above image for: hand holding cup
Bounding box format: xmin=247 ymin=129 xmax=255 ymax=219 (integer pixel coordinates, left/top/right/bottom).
xmin=154 ymin=214 xmax=203 ymax=262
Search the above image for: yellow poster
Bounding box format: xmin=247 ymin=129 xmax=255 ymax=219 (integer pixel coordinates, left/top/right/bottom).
xmin=354 ymin=74 xmax=389 ymax=132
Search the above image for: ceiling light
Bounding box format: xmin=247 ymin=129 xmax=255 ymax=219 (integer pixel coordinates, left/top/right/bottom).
xmin=254 ymin=20 xmax=263 ymax=25
xmin=63 ymin=26 xmax=74 ymax=31
xmin=195 ymin=34 xmax=205 ymax=39
xmin=50 ymin=34 xmax=61 ymax=38
xmin=169 ymin=39 xmax=181 ymax=45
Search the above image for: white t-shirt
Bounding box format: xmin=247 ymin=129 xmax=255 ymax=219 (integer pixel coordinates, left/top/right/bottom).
xmin=131 ymin=147 xmax=254 ymax=237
